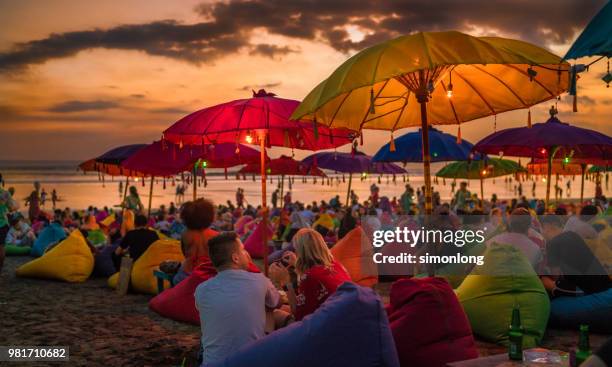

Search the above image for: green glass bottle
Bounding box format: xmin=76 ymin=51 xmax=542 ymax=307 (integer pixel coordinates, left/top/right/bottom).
xmin=575 ymin=324 xmax=591 ymax=366
xmin=508 ymin=306 xmax=523 ymax=361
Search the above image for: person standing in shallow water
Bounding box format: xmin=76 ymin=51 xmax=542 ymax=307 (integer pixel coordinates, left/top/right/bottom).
xmin=25 ymin=181 xmax=41 ymax=222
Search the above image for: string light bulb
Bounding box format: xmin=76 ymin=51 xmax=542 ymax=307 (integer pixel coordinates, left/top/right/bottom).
xmin=446 ymin=70 xmax=453 ymax=98
xmin=245 ymin=133 xmax=253 ymax=144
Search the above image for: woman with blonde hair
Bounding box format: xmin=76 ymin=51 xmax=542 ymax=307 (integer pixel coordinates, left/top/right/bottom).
xmin=270 ymin=228 xmax=351 ymax=321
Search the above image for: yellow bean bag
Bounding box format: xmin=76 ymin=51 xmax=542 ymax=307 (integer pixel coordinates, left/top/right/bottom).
xmin=586 ymin=227 xmax=612 ymax=272
xmin=456 ymin=245 xmax=550 ymax=348
xmin=108 ymin=239 xmax=184 ymax=294
xmin=16 ymin=230 xmax=94 ymax=283
xmin=331 ymin=226 xmax=378 ymax=287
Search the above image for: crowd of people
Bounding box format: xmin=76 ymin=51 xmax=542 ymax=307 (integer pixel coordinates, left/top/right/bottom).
xmin=1 ymin=179 xmax=611 ymax=365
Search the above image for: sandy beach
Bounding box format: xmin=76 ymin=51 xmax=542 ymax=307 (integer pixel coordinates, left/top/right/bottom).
xmin=1 ymin=255 xmax=609 ymax=367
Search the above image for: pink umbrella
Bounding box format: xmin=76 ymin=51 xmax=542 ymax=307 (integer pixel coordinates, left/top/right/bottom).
xmin=162 ymin=89 xmax=354 ymax=273
xmin=122 ymin=141 xmax=264 ymax=216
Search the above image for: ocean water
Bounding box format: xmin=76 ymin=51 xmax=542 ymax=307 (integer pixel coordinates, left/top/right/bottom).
xmin=0 ymin=160 xmax=604 ymax=211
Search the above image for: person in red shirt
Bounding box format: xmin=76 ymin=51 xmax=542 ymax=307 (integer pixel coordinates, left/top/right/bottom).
xmin=269 ymin=228 xmax=351 ymax=321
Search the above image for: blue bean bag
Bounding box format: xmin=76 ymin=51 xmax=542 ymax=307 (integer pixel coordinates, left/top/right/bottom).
xmin=93 ymin=243 xmax=119 ymax=277
xmin=207 ymin=282 xmax=400 ymax=367
xmin=31 ymin=222 xmax=67 ymax=257
xmin=550 ymin=288 xmax=612 ymax=333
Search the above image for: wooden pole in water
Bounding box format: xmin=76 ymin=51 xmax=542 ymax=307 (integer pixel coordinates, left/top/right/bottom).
xmin=147 ymin=176 xmax=154 ymax=218
xmin=580 ymin=163 xmax=586 ymax=204
xmin=260 ymin=133 xmax=269 ymax=275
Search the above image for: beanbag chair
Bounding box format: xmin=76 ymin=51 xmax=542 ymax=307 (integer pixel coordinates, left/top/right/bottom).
xmin=243 ymin=221 xmax=273 ymax=259
xmin=207 ymin=282 xmax=400 ymax=367
xmin=549 ymin=288 xmax=612 ymax=333
xmin=87 ymin=229 xmax=107 ymax=247
xmin=16 ymin=230 xmax=94 ymax=283
xmin=456 ymin=245 xmax=550 ymax=348
xmin=93 ymin=243 xmax=119 ymax=277
xmin=108 ymin=239 xmax=184 ymax=294
xmin=235 ymin=215 xmax=253 ymax=236
xmin=31 ymin=222 xmax=67 ymax=257
xmin=5 ymin=245 xmax=32 ymax=256
xmin=586 ymin=227 xmax=612 ymax=271
xmin=330 ymin=226 xmax=378 ymax=287
xmin=387 ymin=277 xmax=478 ymax=367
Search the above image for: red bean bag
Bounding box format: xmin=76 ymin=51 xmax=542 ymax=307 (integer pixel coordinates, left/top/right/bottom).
xmin=149 ymin=261 xmax=261 ymax=325
xmin=386 ymin=277 xmax=478 ymax=367
xmin=243 ymin=221 xmax=273 ymax=259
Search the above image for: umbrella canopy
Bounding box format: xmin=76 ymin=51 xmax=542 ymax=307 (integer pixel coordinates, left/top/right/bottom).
xmin=292 ymin=31 xmax=569 ymax=213
xmin=436 ymin=159 xmax=524 ymax=180
xmin=302 ymin=151 xmax=406 ymax=174
xmin=564 ymin=1 xmax=612 ymax=59
xmin=372 ymin=127 xmax=476 ymax=163
xmin=122 ymin=141 xmax=263 ymax=177
xmin=473 ymin=108 xmax=612 ymax=204
xmin=589 ymin=165 xmax=612 ymax=173
xmin=239 ymin=155 xmax=326 ymax=177
xmin=163 ymin=89 xmax=355 ymax=150
xmin=95 ymin=144 xmax=147 ymax=165
xmin=79 ymin=159 xmax=128 ymax=176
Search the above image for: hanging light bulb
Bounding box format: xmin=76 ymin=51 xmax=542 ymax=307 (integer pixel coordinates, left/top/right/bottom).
xmin=540 ymin=148 xmax=547 ymax=155
xmin=202 ymin=161 xmax=208 ymax=168
xmin=245 ymin=132 xmax=253 ymax=144
xmin=481 ymin=170 xmax=487 ymax=176
xmin=446 ymin=70 xmax=453 ymax=98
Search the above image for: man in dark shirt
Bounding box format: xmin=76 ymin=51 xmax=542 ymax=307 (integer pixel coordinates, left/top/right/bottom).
xmin=115 ymin=214 xmax=159 ymax=262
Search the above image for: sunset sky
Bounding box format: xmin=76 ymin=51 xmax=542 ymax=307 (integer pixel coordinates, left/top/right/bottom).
xmin=1 ymin=0 xmax=610 ymax=161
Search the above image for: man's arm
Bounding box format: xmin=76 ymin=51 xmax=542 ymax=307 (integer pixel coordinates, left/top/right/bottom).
xmin=263 ymin=277 xmax=281 ymax=309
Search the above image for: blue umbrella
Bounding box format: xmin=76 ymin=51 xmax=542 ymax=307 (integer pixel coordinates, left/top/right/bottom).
xmin=564 ymin=1 xmax=612 ymax=60
xmin=372 ymin=127 xmax=476 ymax=163
xmin=302 ymin=151 xmax=405 ymax=205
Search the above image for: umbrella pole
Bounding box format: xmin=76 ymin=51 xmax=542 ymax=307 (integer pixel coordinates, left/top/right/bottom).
xmin=545 ymin=146 xmax=559 ymax=209
xmin=416 ymin=70 xmax=433 ymax=215
xmin=346 ymin=173 xmax=353 ymax=207
xmin=148 ymin=176 xmax=154 ymax=218
xmin=480 ymin=177 xmax=484 ymax=209
xmin=580 ymin=163 xmax=586 ymax=204
xmin=192 ymin=166 xmax=197 ymax=201
xmin=280 ymin=175 xmax=284 ymax=206
xmin=260 ymin=134 xmax=269 ymax=275
xmin=122 ymin=176 xmax=129 ymax=201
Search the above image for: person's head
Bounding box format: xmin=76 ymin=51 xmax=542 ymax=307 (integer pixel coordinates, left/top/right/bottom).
xmin=508 ymin=207 xmax=531 ymax=234
xmin=180 ymin=198 xmax=215 ymax=230
xmin=134 ymin=214 xmax=148 ymax=228
xmin=460 ymin=182 xmax=468 ymax=189
xmin=292 ymin=228 xmax=334 ymax=275
xmin=9 ymin=214 xmax=21 ymax=229
xmin=579 ymin=205 xmax=598 ymax=222
xmin=129 ymin=186 xmax=138 ymax=197
xmin=207 ymin=232 xmax=250 ymax=271
xmin=539 ymin=214 xmax=564 ymax=241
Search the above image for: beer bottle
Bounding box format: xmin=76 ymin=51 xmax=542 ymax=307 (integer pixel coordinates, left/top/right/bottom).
xmin=575 ymin=324 xmax=591 ymax=366
xmin=508 ymin=306 xmax=523 ymax=361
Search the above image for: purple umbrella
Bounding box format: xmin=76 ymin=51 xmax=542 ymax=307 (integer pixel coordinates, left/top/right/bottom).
xmin=302 ymin=151 xmax=405 ymax=206
xmin=473 ymin=107 xmax=612 ymax=205
xmin=95 ymin=144 xmax=147 ymax=165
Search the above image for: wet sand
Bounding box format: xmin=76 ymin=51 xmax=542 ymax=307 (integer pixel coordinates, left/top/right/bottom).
xmin=1 ymin=256 xmax=609 ymax=366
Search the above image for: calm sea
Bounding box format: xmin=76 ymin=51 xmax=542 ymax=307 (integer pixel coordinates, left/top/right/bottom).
xmin=0 ymin=160 xmax=603 ymax=211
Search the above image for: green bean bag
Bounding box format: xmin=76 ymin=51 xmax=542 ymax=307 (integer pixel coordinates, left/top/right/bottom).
xmin=86 ymin=229 xmax=107 ymax=247
xmin=455 ymin=245 xmax=549 ymax=348
xmin=5 ymin=245 xmax=32 ymax=256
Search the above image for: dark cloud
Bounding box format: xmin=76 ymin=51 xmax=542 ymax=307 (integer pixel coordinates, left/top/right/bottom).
xmin=130 ymin=94 xmax=146 ymax=99
xmin=47 ymin=100 xmax=120 ymax=113
xmin=249 ymin=44 xmax=298 ymax=58
xmin=238 ymin=81 xmax=282 ymax=91
xmin=0 ymin=0 xmax=606 ymax=71
xmin=149 ymin=107 xmax=190 ymax=114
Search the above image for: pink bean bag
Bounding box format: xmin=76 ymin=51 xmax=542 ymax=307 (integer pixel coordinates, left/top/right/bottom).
xmin=235 ymin=215 xmax=253 ymax=236
xmin=386 ymin=277 xmax=478 ymax=367
xmin=243 ymin=221 xmax=273 ymax=259
xmin=149 ymin=261 xmax=261 ymax=324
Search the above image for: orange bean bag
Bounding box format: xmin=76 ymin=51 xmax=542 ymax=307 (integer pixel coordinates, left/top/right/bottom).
xmin=16 ymin=230 xmax=94 ymax=283
xmin=108 ymin=238 xmax=184 ymax=294
xmin=386 ymin=277 xmax=478 ymax=367
xmin=331 ymin=226 xmax=378 ymax=287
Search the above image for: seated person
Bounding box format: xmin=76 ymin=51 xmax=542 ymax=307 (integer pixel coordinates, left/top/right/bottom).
xmin=6 ymin=214 xmax=36 ymax=247
xmin=113 ymin=214 xmax=159 ymax=268
xmin=487 ymin=207 xmax=542 ymax=269
xmin=195 ymin=232 xmax=281 ymax=365
xmin=564 ymin=205 xmax=599 ymax=240
xmin=154 ymin=212 xmax=171 ymax=235
xmin=269 ymin=228 xmax=351 ymax=321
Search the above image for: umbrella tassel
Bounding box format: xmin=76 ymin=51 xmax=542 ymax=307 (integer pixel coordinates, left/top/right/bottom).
xmin=389 ymin=133 xmax=396 ymax=152
xmin=313 ymin=117 xmax=319 ymax=140
xmin=527 ymin=109 xmax=532 ymax=128
xmin=369 ymin=88 xmax=376 ymax=115
xmin=283 ymin=131 xmax=290 ymax=148
xmin=224 ymin=167 xmax=228 ymax=180
xmin=163 ymin=178 xmax=166 ymax=190
xmin=360 ymin=132 xmax=364 ymax=146
xmin=456 ymin=125 xmax=462 ymax=144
